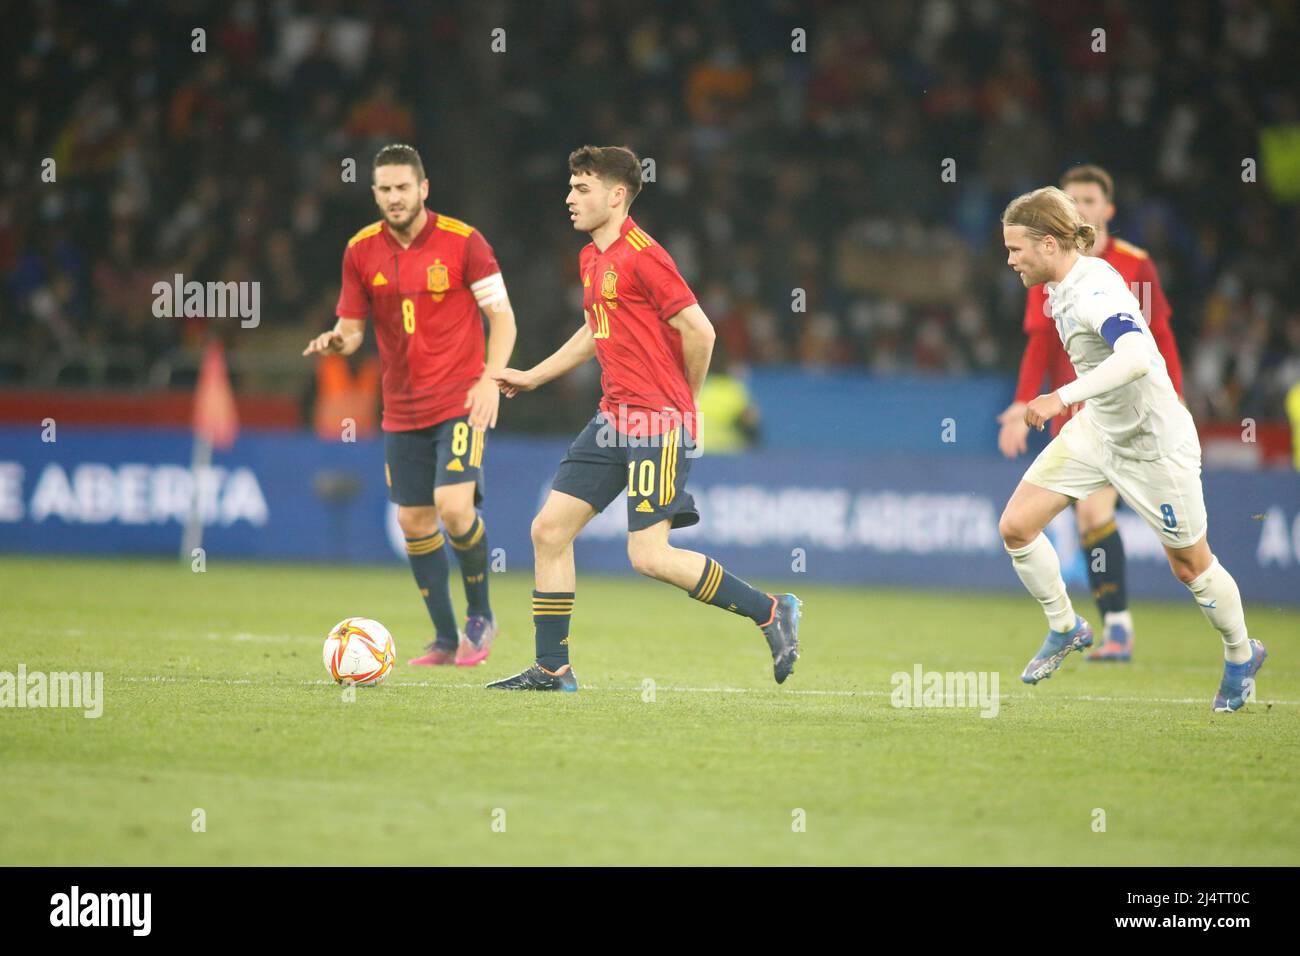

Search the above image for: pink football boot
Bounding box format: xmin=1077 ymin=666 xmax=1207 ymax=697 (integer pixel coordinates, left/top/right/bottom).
xmin=408 ymin=639 xmax=460 ymax=666
xmin=455 ymin=615 xmax=497 ymax=666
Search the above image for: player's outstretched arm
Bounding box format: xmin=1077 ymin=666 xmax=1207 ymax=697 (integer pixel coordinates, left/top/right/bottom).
xmin=465 ymin=294 xmax=518 ymax=429
xmin=667 ymin=304 xmax=716 ymax=400
xmin=1025 ymin=332 xmax=1151 ymax=430
xmin=302 ymin=318 xmax=365 ymax=357
xmin=480 ymin=294 xmax=518 ymax=382
xmin=1149 ymin=318 xmax=1185 ymax=399
xmin=997 ymin=402 xmax=1030 ymax=457
xmin=494 ymin=322 xmax=596 ymax=398
xmin=999 ymin=328 xmax=1053 ymax=457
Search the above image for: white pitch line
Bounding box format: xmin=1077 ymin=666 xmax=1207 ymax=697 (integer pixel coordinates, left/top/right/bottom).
xmin=116 ymin=675 xmax=1299 ymax=706
xmin=123 ymin=676 xmax=254 ymax=685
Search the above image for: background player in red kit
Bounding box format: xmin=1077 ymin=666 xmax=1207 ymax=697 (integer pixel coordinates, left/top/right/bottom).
xmin=303 ymin=144 xmax=517 ymax=668
xmin=488 ymin=145 xmax=800 ymax=691
xmin=996 ymin=165 xmax=1184 ymax=661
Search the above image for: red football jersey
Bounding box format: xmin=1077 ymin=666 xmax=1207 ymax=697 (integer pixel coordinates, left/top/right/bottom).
xmin=580 ymin=216 xmax=699 ymax=438
xmin=336 ymin=209 xmax=501 ymax=431
xmin=1016 ymin=236 xmax=1183 ymax=435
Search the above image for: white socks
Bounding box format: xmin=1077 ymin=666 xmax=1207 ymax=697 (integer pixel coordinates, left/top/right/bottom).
xmin=1103 ymin=610 xmax=1133 ymax=633
xmin=1008 ymin=537 xmax=1250 ymax=662
xmin=1006 ymin=533 xmax=1077 ymax=632
xmin=1185 ymin=556 xmax=1251 ymax=663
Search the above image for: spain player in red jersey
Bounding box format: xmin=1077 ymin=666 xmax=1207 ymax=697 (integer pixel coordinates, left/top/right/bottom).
xmin=487 ymin=146 xmax=800 ymax=691
xmin=996 ymin=165 xmax=1184 ymax=662
xmin=303 ymin=144 xmax=517 ymax=668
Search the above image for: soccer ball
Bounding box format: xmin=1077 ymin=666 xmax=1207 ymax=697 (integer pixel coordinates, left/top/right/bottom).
xmin=323 ymin=617 xmax=396 ymax=686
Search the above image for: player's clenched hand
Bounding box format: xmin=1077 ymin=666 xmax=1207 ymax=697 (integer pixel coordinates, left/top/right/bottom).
xmin=465 ymin=376 xmax=501 ymax=430
xmin=996 ymin=402 xmax=1030 ymax=458
xmin=1024 ymin=392 xmax=1066 ymax=432
xmin=302 ymin=330 xmax=346 ymax=356
xmin=493 ymin=368 xmax=536 ymax=399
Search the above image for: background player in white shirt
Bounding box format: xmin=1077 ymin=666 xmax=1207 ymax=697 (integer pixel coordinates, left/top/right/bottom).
xmin=997 ymin=186 xmax=1266 ymax=712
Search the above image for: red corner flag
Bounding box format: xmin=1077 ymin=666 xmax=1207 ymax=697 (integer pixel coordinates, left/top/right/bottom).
xmin=193 ymin=339 xmax=239 ymax=449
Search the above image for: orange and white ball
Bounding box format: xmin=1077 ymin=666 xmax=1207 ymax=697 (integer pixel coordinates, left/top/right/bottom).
xmin=323 ymin=617 xmax=395 ymax=686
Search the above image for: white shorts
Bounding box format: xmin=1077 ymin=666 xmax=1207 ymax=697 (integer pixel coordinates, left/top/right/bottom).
xmin=1022 ymin=413 xmax=1207 ymax=549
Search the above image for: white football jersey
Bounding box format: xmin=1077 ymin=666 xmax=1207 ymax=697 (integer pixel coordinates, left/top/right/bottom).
xmin=1046 ymin=256 xmax=1196 ymax=460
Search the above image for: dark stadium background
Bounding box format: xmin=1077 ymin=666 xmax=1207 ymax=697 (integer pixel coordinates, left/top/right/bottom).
xmin=2 ymin=0 xmax=1298 ymax=598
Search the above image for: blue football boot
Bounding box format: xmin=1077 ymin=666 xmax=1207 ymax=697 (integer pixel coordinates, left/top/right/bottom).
xmin=1021 ymin=616 xmax=1094 ymax=684
xmin=761 ymin=593 xmax=801 ymax=684
xmin=1085 ymin=619 xmax=1133 ymax=661
xmin=1212 ymin=640 xmax=1267 ymax=713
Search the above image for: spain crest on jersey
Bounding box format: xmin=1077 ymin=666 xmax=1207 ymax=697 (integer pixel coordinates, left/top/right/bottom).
xmin=601 ymin=270 xmax=618 ymax=299
xmin=427 ymin=262 xmax=449 ymax=293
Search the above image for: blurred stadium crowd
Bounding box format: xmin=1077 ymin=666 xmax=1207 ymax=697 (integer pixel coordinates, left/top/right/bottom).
xmin=2 ymin=0 xmax=1298 ymax=430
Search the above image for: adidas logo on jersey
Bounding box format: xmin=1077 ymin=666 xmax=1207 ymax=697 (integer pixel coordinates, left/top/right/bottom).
xmin=372 ymin=272 xmax=388 ymax=286
xmin=446 ymin=458 xmax=464 ymax=472
xmin=635 ymin=500 xmax=654 ymax=513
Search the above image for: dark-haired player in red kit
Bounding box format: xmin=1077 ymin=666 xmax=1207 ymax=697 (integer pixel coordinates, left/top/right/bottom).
xmin=488 ymin=145 xmax=800 ymax=691
xmin=304 ymin=144 xmax=517 ymax=668
xmin=997 ymin=164 xmax=1184 ymax=662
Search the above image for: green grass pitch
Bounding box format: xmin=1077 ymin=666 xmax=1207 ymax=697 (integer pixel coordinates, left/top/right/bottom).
xmin=1 ymin=555 xmax=1296 ymax=866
